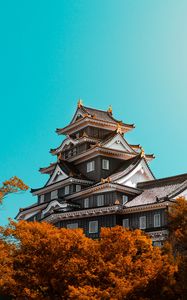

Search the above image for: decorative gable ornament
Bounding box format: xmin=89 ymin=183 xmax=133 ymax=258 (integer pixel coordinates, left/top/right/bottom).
xmin=47 ymin=165 xmax=68 ymax=186
xmin=103 ymin=133 xmax=136 ymax=153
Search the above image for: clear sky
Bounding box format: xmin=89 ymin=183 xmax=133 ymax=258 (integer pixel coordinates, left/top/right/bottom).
xmin=0 ymin=0 xmax=187 ymax=225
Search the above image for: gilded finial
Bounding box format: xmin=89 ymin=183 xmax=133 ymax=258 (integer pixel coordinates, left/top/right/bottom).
xmin=116 ymin=123 xmax=122 ymax=134
xmin=114 ymin=199 xmax=120 ymax=205
xmin=77 ymin=99 xmax=83 ymax=108
xmin=57 ymin=152 xmax=63 ymax=161
xmin=107 ymin=105 xmax=112 ymax=114
xmin=140 ymin=147 xmax=145 ymax=158
xmin=101 ymin=177 xmax=111 ymax=184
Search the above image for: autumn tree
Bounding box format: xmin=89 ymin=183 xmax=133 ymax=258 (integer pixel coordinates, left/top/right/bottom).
xmin=168 ymin=197 xmax=187 ymax=299
xmin=0 ymin=176 xmax=28 ymax=204
xmin=0 ymin=222 xmax=178 ymax=300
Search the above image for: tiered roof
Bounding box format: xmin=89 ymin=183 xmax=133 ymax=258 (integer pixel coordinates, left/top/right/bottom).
xmin=56 ymin=101 xmax=135 ymax=135
xmin=125 ymin=173 xmax=187 ymax=208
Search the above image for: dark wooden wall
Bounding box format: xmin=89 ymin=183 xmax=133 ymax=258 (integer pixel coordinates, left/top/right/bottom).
xmin=55 ymin=214 xmax=117 ymax=238
xmin=76 ymin=156 xmax=124 ymax=181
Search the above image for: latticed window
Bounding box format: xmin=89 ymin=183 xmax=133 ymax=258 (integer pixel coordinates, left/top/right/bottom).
xmin=89 ymin=221 xmax=98 ymax=233
xmin=51 ymin=190 xmax=58 ymax=200
xmin=122 ymin=218 xmax=129 ymax=228
xmin=72 ymin=147 xmax=77 ymax=156
xmin=97 ymin=195 xmax=104 ymax=206
xmin=102 ymin=159 xmax=109 ymax=170
xmin=139 ymin=216 xmax=146 ymax=229
xmin=64 ymin=185 xmax=70 ymax=195
xmin=87 ymin=161 xmax=95 ymax=172
xmin=76 ymin=185 xmax=81 ymax=192
xmin=67 ymin=223 xmax=78 ymax=229
xmin=84 ymin=198 xmax=89 ymax=208
xmin=40 ymin=194 xmax=45 ymax=203
xmin=154 ymin=213 xmax=161 ymax=227
xmin=122 ymin=195 xmax=128 ymax=205
xmin=153 ymin=241 xmax=162 ymax=247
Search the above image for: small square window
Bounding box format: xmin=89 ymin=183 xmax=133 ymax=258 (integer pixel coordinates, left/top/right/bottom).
xmin=154 ymin=214 xmax=161 ymax=227
xmin=40 ymin=195 xmax=45 ymax=203
xmin=64 ymin=185 xmax=70 ymax=195
xmin=122 ymin=195 xmax=128 ymax=205
xmin=89 ymin=221 xmax=98 ymax=233
xmin=67 ymin=223 xmax=78 ymax=229
xmin=51 ymin=190 xmax=58 ymax=200
xmin=122 ymin=218 xmax=129 ymax=228
xmin=97 ymin=195 xmax=104 ymax=206
xmin=102 ymin=159 xmax=109 ymax=170
xmin=139 ymin=216 xmax=146 ymax=229
xmin=153 ymin=241 xmax=162 ymax=247
xmin=84 ymin=198 xmax=89 ymax=208
xmin=76 ymin=185 xmax=81 ymax=192
xmin=87 ymin=161 xmax=95 ymax=172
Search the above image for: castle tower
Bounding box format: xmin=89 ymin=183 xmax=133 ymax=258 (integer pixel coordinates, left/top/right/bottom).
xmin=16 ymin=102 xmax=187 ymax=245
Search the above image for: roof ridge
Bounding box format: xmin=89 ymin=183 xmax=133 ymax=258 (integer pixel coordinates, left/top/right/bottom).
xmin=83 ymin=105 xmax=109 ymax=114
xmin=137 ymin=173 xmax=187 ymax=188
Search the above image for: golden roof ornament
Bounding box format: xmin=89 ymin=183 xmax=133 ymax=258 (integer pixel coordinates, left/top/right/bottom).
xmin=101 ymin=177 xmax=111 ymax=183
xmin=114 ymin=199 xmax=120 ymax=205
xmin=57 ymin=152 xmax=63 ymax=161
xmin=107 ymin=105 xmax=113 ymax=114
xmin=82 ymin=131 xmax=88 ymax=138
xmin=116 ymin=122 xmax=122 ymax=134
xmin=140 ymin=147 xmax=145 ymax=158
xmin=77 ymin=99 xmax=83 ymax=108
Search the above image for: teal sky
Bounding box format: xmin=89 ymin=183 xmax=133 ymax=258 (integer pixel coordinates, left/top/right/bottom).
xmin=0 ymin=0 xmax=187 ymax=225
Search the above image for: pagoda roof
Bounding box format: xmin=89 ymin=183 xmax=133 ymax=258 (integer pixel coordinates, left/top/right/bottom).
xmin=110 ymin=154 xmax=155 ymax=184
xmin=65 ymin=181 xmax=142 ymax=200
xmin=40 ymin=160 xmax=84 ymax=176
xmin=42 ymin=204 xmax=122 ymax=223
xmin=100 ymin=132 xmax=140 ymax=154
xmin=137 ymin=173 xmax=187 ymax=188
xmin=56 ymin=104 xmax=135 ymax=135
xmin=77 ymin=105 xmax=131 ymax=126
xmin=50 ymin=135 xmax=99 ymax=156
xmin=31 ymin=176 xmax=93 ymax=195
xmin=125 ymin=173 xmax=187 ymax=208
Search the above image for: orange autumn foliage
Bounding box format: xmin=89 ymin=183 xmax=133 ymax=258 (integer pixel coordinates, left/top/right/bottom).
xmin=168 ymin=197 xmax=187 ymax=299
xmin=0 ymin=222 xmax=177 ymax=300
xmin=0 ymin=176 xmax=28 ymax=204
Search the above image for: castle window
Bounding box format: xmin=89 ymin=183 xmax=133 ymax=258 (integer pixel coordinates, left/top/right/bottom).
xmin=73 ymin=148 xmax=77 ymax=156
xmin=139 ymin=216 xmax=146 ymax=229
xmin=97 ymin=195 xmax=104 ymax=206
xmin=67 ymin=223 xmax=78 ymax=229
xmin=87 ymin=161 xmax=95 ymax=172
xmin=89 ymin=220 xmax=98 ymax=233
xmin=51 ymin=190 xmax=58 ymax=200
xmin=76 ymin=185 xmax=81 ymax=192
xmin=154 ymin=213 xmax=161 ymax=227
xmin=64 ymin=185 xmax=70 ymax=195
xmin=122 ymin=218 xmax=129 ymax=228
xmin=122 ymin=195 xmax=128 ymax=205
xmin=84 ymin=198 xmax=89 ymax=208
xmin=153 ymin=241 xmax=162 ymax=247
xmin=40 ymin=195 xmax=45 ymax=203
xmin=102 ymin=159 xmax=109 ymax=170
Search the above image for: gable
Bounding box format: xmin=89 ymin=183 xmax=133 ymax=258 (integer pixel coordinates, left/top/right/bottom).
xmin=116 ymin=159 xmax=155 ymax=188
xmin=53 ymin=137 xmax=77 ymax=155
xmin=46 ymin=165 xmax=68 ymax=186
xmin=42 ymin=200 xmax=68 ymax=216
xmin=103 ymin=134 xmax=136 ymax=153
xmin=70 ymin=108 xmax=86 ymax=124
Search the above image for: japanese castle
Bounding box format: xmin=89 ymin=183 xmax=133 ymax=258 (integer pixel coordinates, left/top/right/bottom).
xmin=16 ymin=101 xmax=187 ymax=245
